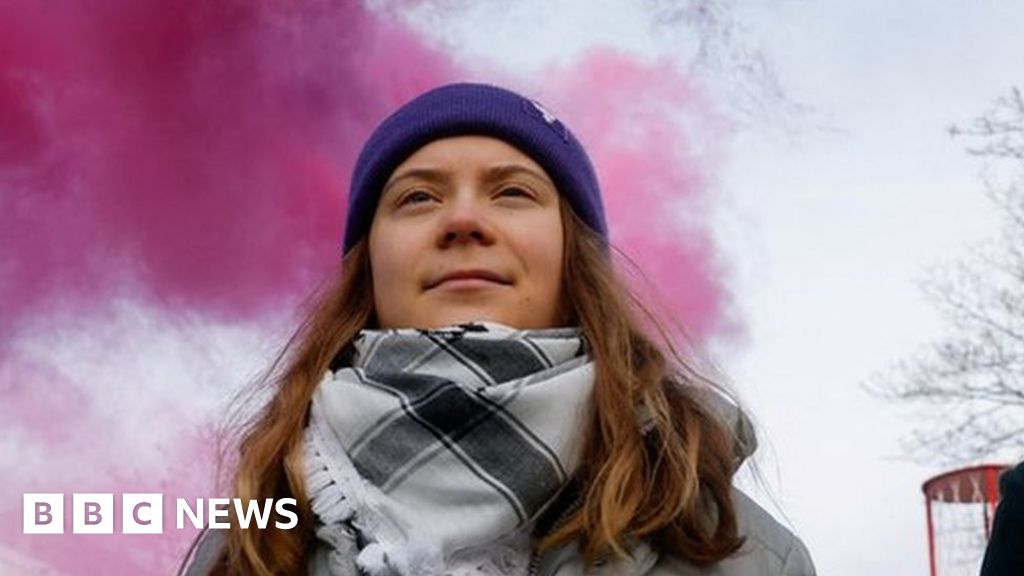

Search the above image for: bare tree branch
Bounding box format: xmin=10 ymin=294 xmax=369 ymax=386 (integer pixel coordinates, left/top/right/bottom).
xmin=867 ymin=87 xmax=1024 ymax=465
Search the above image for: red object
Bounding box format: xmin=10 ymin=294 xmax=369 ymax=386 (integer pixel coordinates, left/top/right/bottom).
xmin=922 ymin=464 xmax=1009 ymax=576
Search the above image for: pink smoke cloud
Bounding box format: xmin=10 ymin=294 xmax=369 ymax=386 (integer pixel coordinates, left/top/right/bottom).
xmin=1 ymin=2 xmax=736 ymax=572
xmin=0 ymin=0 xmax=458 ymax=337
xmin=538 ymin=50 xmax=736 ymax=340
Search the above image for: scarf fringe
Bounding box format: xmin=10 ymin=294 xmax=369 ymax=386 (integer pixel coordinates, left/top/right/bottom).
xmin=356 ymin=543 xmax=390 ymax=575
xmin=304 ymin=431 xmax=355 ymax=526
xmin=305 ymin=378 xmax=444 ymax=575
xmin=306 ymin=418 xmax=532 ymax=575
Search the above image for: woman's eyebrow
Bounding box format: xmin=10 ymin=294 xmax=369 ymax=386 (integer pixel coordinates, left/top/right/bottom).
xmin=382 ymin=164 xmax=554 ymax=198
xmin=483 ymin=164 xmax=554 ymax=188
xmin=381 ymin=168 xmax=450 ymax=198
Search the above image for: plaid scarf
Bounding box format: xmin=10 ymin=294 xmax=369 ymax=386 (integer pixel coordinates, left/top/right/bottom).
xmin=304 ymin=322 xmax=594 ymax=576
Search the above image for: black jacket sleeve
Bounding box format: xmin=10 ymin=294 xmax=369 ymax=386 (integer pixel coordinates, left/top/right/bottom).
xmin=980 ymin=461 xmax=1024 ymax=576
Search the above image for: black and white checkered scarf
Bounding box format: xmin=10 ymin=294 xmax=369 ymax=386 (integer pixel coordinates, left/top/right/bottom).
xmin=304 ymin=322 xmax=594 ymax=576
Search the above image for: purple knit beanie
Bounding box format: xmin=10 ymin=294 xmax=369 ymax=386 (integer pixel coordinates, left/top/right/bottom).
xmin=343 ymin=83 xmax=607 ymax=253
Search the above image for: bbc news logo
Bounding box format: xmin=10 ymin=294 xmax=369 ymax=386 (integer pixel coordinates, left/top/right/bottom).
xmin=23 ymin=494 xmax=298 ymax=534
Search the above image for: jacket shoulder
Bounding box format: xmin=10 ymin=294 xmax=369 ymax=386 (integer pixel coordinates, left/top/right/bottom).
xmin=178 ymin=528 xmax=225 ymax=576
xmin=652 ymin=489 xmax=816 ymax=576
xmin=980 ymin=461 xmax=1024 ymax=575
xmin=999 ymin=461 xmax=1024 ymax=495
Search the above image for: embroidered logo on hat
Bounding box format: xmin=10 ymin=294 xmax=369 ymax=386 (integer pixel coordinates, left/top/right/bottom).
xmin=529 ymin=100 xmax=558 ymax=124
xmin=524 ymin=98 xmax=570 ymax=143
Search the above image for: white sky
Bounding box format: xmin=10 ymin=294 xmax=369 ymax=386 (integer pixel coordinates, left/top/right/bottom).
xmin=387 ymin=1 xmax=1024 ymax=574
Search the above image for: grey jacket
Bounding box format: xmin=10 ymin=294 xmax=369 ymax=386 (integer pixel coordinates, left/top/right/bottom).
xmin=530 ymin=489 xmax=815 ymax=575
xmin=181 ymin=391 xmax=815 ymax=575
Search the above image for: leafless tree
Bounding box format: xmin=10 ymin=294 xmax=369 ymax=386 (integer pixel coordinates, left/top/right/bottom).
xmin=868 ymin=87 xmax=1024 ymax=465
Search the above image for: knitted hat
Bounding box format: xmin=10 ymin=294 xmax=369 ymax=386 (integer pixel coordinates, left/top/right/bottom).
xmin=343 ymin=83 xmax=607 ymax=253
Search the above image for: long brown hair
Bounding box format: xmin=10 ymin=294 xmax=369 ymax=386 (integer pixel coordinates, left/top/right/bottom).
xmin=205 ymin=197 xmax=743 ymax=574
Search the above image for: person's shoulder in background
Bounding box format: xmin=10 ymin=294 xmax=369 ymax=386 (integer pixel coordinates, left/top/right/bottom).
xmin=980 ymin=461 xmax=1024 ymax=576
xmin=999 ymin=462 xmax=1024 ymax=492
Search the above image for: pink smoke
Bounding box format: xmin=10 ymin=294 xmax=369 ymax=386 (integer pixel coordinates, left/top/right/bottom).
xmin=1 ymin=2 xmax=735 ymax=572
xmin=539 ymin=50 xmax=735 ymax=340
xmin=1 ymin=0 xmax=457 ymax=334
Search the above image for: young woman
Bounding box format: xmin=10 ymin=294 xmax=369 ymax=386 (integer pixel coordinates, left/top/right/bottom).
xmin=181 ymin=83 xmax=815 ymax=575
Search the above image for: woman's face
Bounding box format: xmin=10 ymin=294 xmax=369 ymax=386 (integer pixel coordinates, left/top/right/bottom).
xmin=368 ymin=135 xmax=566 ymax=330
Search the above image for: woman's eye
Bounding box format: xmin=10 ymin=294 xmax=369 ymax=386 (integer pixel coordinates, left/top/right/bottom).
xmin=498 ymin=186 xmax=532 ymax=199
xmin=399 ymin=190 xmax=434 ymax=206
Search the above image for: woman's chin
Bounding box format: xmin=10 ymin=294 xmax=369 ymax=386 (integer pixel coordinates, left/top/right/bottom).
xmin=415 ymin=310 xmax=513 ymax=330
xmin=377 ymin=299 xmax=564 ymax=330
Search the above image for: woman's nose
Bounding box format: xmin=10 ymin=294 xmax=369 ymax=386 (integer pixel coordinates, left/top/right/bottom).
xmin=438 ymin=194 xmax=495 ymax=247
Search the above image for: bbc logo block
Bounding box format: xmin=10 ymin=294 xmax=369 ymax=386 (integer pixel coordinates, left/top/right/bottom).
xmin=123 ymin=493 xmax=163 ymax=534
xmin=24 ymin=493 xmax=163 ymax=534
xmin=72 ymin=493 xmax=113 ymax=534
xmin=23 ymin=494 xmax=63 ymax=534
